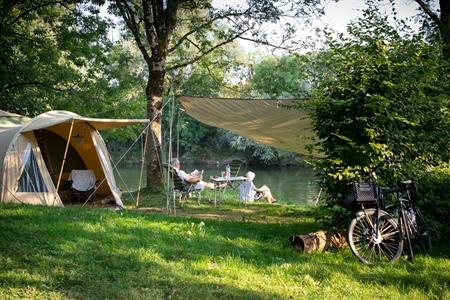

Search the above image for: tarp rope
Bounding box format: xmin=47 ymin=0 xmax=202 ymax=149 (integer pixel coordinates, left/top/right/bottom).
xmin=81 ymin=97 xmax=172 ymax=208
xmin=82 ymin=122 xmax=151 ymax=207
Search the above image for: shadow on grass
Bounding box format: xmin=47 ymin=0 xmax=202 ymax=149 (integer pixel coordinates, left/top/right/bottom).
xmin=0 ymin=204 xmax=313 ymax=298
xmin=0 ymin=204 xmax=449 ymax=299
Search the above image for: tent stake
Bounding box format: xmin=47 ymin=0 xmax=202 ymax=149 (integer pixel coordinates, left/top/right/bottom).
xmin=55 ymin=119 xmax=74 ymax=195
xmin=136 ymin=125 xmax=149 ymax=208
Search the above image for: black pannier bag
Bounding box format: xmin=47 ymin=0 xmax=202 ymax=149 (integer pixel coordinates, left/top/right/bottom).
xmin=343 ymin=183 xmax=379 ymax=207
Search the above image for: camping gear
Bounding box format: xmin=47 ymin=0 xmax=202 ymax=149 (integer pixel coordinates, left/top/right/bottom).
xmin=0 ymin=110 xmax=148 ymax=207
xmin=177 ymin=96 xmax=321 ymax=156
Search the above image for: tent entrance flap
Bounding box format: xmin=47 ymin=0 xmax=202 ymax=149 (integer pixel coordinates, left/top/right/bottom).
xmin=177 ymin=96 xmax=320 ymax=156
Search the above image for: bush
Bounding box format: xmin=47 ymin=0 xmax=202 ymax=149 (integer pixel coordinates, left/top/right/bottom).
xmin=307 ymin=6 xmax=449 ymax=232
xmin=417 ymin=165 xmax=450 ymax=239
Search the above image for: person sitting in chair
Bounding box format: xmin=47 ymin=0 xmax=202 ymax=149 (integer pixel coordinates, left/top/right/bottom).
xmin=170 ymin=158 xmax=223 ymax=190
xmin=239 ymin=171 xmax=277 ymax=203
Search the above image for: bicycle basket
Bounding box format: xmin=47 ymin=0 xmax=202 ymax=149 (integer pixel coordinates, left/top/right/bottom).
xmin=343 ymin=182 xmax=379 ymax=207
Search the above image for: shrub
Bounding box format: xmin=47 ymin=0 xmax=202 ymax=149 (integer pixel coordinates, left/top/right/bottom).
xmin=417 ymin=164 xmax=450 ymax=239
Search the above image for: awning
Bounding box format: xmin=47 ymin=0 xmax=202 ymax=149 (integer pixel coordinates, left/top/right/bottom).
xmin=20 ymin=111 xmax=149 ymax=132
xmin=178 ymin=96 xmax=320 ymax=156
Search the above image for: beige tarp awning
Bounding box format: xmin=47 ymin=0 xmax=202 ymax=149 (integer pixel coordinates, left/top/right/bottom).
xmin=178 ymin=96 xmax=320 ymax=156
xmin=21 ymin=111 xmax=148 ymax=132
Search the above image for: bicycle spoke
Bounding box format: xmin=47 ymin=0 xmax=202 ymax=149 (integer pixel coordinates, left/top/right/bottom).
xmin=381 ymin=230 xmax=400 ymax=239
xmin=380 ymin=243 xmax=394 ymax=257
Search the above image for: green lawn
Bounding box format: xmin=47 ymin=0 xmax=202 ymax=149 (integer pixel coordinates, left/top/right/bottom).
xmin=0 ymin=196 xmax=449 ymax=299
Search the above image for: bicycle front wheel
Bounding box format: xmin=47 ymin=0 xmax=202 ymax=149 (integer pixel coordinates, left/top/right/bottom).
xmin=348 ymin=209 xmax=403 ymax=264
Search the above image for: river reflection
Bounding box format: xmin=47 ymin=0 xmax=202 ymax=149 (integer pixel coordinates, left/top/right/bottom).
xmin=115 ymin=165 xmax=320 ymax=205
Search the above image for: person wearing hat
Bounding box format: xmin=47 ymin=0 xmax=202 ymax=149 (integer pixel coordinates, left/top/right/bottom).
xmin=239 ymin=171 xmax=276 ymax=203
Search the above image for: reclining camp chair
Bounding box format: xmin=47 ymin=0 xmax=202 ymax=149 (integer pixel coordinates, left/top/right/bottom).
xmin=68 ymin=169 xmax=97 ymax=203
xmin=169 ymin=168 xmax=202 ymax=204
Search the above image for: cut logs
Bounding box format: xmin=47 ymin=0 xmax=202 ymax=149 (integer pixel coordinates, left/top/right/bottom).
xmin=290 ymin=230 xmax=347 ymax=253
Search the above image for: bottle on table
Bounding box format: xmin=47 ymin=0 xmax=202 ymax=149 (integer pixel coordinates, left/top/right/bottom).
xmin=226 ymin=164 xmax=230 ymax=179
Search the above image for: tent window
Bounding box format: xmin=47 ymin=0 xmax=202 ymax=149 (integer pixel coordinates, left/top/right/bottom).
xmin=17 ymin=150 xmax=48 ymax=192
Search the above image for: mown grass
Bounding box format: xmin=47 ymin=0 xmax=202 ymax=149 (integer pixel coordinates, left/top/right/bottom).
xmin=0 ymin=194 xmax=449 ymax=299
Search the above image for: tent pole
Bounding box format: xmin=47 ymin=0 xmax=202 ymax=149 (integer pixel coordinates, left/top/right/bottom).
xmin=55 ymin=119 xmax=74 ymax=194
xmin=136 ymin=125 xmax=149 ymax=208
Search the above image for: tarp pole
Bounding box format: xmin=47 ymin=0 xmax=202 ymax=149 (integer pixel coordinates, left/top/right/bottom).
xmin=136 ymin=125 xmax=149 ymax=208
xmin=167 ymin=94 xmax=176 ymax=215
xmin=55 ymin=119 xmax=74 ymax=194
xmin=176 ymin=109 xmax=180 ymax=159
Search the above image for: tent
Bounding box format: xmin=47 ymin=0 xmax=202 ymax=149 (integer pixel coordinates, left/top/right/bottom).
xmin=178 ymin=96 xmax=320 ymax=156
xmin=0 ymin=110 xmax=148 ymax=207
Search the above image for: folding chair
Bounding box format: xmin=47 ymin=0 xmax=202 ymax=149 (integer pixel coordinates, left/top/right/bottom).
xmin=228 ymin=159 xmax=245 ymax=189
xmin=229 ymin=159 xmax=244 ymax=177
xmin=169 ymin=168 xmax=202 ymax=204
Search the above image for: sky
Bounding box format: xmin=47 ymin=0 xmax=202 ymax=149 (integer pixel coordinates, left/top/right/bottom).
xmin=102 ymin=0 xmax=438 ymax=54
xmin=211 ymin=0 xmax=433 ymax=54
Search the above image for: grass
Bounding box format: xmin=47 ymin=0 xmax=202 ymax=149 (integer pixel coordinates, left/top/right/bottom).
xmin=0 ymin=191 xmax=449 ymax=299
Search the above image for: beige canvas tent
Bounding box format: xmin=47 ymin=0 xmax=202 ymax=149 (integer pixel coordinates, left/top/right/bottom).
xmin=0 ymin=110 xmax=148 ymax=207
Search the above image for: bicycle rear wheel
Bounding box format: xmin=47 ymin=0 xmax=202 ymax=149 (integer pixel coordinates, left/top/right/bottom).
xmin=404 ymin=206 xmax=432 ymax=254
xmin=348 ymin=209 xmax=403 ymax=264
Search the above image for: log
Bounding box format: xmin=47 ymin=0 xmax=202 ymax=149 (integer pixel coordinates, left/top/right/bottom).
xmin=290 ymin=230 xmax=347 ymax=253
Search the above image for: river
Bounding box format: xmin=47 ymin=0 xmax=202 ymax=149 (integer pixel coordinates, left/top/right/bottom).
xmin=115 ymin=165 xmax=320 ymax=205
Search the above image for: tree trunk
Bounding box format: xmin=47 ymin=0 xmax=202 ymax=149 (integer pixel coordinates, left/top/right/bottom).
xmin=145 ymin=59 xmax=165 ymax=189
xmin=440 ymin=0 xmax=450 ymax=60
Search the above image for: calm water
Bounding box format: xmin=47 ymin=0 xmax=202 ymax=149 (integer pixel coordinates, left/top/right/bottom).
xmin=115 ymin=165 xmax=320 ymax=205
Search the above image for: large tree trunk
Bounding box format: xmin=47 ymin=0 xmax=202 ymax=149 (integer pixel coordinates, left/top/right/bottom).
xmin=417 ymin=0 xmax=450 ymax=60
xmin=145 ymin=59 xmax=165 ymax=189
xmin=441 ymin=0 xmax=450 ymax=60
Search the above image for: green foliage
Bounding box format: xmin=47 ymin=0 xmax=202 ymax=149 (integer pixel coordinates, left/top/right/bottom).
xmin=0 ymin=203 xmax=449 ymax=299
xmin=417 ymin=164 xmax=450 ymax=239
xmin=251 ymin=55 xmax=310 ymax=99
xmin=307 ymin=6 xmax=450 ymax=230
xmin=163 ymin=60 xmax=228 ymax=162
xmin=224 ymin=131 xmax=300 ymax=164
xmin=0 ymin=1 xmax=112 ymax=116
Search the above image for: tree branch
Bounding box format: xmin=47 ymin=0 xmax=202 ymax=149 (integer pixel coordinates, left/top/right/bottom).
xmin=237 ymin=36 xmax=299 ymax=54
xmin=1 ymin=81 xmax=77 ymax=94
xmin=6 ymin=0 xmax=77 ymax=28
xmin=166 ymin=30 xmax=248 ymax=71
xmin=142 ymin=0 xmax=158 ymax=49
xmin=165 ymin=0 xmax=180 ymax=38
xmin=116 ymin=0 xmax=151 ymax=62
xmin=168 ymin=10 xmax=253 ymax=53
xmin=414 ymin=0 xmax=442 ymax=26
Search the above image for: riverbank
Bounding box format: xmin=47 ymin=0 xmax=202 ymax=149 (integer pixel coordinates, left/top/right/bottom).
xmin=1 ymin=200 xmax=448 ymax=299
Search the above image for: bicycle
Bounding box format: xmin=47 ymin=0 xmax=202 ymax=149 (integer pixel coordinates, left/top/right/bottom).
xmin=345 ymin=163 xmax=431 ymax=264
